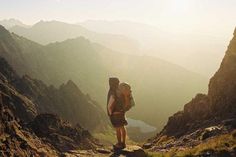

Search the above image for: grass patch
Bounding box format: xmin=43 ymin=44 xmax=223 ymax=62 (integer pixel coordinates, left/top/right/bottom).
xmin=146 ymin=129 xmax=236 ymax=157
xmin=93 ymin=128 xmax=116 ymax=145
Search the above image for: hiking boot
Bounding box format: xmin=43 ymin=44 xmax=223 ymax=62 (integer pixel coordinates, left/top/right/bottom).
xmin=121 ymin=142 xmax=126 ymax=149
xmin=113 ymin=143 xmax=123 ymax=149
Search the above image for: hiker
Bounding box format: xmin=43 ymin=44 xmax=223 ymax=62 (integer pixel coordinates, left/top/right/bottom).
xmin=107 ymin=77 xmax=135 ymax=149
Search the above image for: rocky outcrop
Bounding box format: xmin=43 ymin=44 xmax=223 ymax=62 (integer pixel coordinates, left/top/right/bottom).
xmin=157 ymin=28 xmax=236 ymax=138
xmin=0 ymin=60 xmax=57 ymax=156
xmin=0 ymin=58 xmax=102 ymax=156
xmin=116 ymin=145 xmax=147 ymax=157
xmin=146 ymin=28 xmax=236 ymax=155
xmin=13 ymin=74 xmax=109 ymax=132
xmin=28 ymin=113 xmax=98 ymax=152
xmin=0 ymin=94 xmax=58 ymax=156
xmin=162 ymin=94 xmax=211 ymax=137
xmin=208 ymin=28 xmax=236 ymax=118
xmin=0 ymin=58 xmax=37 ymax=123
xmin=0 ymin=56 xmax=109 ymax=132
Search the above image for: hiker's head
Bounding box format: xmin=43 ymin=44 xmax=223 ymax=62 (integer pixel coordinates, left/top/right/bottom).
xmin=109 ymin=77 xmax=120 ymax=91
xmin=119 ymin=82 xmax=131 ymax=96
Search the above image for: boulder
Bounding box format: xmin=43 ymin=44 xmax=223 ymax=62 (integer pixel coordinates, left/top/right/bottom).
xmin=112 ymin=145 xmax=147 ymax=157
xmin=96 ymin=148 xmax=111 ymax=154
xmin=143 ymin=143 xmax=153 ymax=149
xmin=200 ymin=126 xmax=222 ymax=140
xmin=28 ymin=113 xmax=98 ymax=152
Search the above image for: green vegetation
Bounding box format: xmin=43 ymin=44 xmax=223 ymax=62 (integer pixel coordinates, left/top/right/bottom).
xmin=93 ymin=127 xmax=116 ymax=145
xmin=146 ymin=130 xmax=236 ymax=157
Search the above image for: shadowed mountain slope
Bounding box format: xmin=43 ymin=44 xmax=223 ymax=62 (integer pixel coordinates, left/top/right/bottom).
xmin=0 ymin=57 xmax=101 ymax=156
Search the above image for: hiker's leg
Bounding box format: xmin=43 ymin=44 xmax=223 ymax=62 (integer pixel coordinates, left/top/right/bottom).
xmin=115 ymin=127 xmax=122 ymax=144
xmin=120 ymin=126 xmax=127 ymax=144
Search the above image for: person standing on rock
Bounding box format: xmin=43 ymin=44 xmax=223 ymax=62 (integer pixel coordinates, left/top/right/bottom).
xmin=107 ymin=77 xmax=135 ymax=149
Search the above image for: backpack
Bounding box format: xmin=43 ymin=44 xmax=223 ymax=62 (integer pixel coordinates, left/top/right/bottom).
xmin=123 ymin=95 xmax=135 ymax=112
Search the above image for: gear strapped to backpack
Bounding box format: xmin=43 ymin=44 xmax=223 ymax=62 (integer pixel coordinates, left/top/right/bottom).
xmin=119 ymin=82 xmax=135 ymax=112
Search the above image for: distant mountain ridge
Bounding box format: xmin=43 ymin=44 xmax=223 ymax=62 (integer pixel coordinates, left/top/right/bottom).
xmin=0 ymin=24 xmax=207 ymax=131
xmin=2 ymin=19 xmax=228 ymax=77
xmin=0 ymin=27 xmax=109 ymax=132
xmin=80 ymin=20 xmax=227 ymax=77
xmin=9 ymin=20 xmax=140 ymax=54
xmin=0 ymin=18 xmax=29 ymax=29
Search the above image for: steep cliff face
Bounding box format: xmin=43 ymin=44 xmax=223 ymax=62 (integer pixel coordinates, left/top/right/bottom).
xmin=158 ymin=28 xmax=236 ymax=138
xmin=146 ymin=28 xmax=236 ymax=156
xmin=162 ymin=94 xmax=211 ymax=137
xmin=208 ymin=28 xmax=236 ymax=118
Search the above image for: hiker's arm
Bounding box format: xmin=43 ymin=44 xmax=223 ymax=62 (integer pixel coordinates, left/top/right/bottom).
xmin=108 ymin=95 xmax=115 ymax=116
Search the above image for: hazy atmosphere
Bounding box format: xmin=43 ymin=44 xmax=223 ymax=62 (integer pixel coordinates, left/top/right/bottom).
xmin=0 ymin=0 xmax=236 ymax=156
xmin=1 ymin=0 xmax=236 ymax=76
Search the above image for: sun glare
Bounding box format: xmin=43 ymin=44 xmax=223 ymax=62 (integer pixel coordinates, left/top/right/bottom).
xmin=169 ymin=0 xmax=192 ymax=14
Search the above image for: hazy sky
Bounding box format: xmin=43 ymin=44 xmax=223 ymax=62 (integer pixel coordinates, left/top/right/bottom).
xmin=0 ymin=0 xmax=236 ymax=40
xmin=0 ymin=0 xmax=235 ymax=76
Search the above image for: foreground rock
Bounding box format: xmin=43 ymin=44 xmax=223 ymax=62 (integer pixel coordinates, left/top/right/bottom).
xmin=0 ymin=93 xmax=57 ymax=156
xmin=119 ymin=145 xmax=146 ymax=157
xmin=28 ymin=113 xmax=98 ymax=152
xmin=62 ymin=145 xmax=148 ymax=157
xmin=111 ymin=145 xmax=147 ymax=157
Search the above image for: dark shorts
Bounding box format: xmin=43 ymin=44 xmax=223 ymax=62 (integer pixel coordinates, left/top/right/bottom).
xmin=110 ymin=113 xmax=128 ymax=128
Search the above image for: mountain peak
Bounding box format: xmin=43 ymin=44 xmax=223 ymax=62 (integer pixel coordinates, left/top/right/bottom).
xmin=66 ymin=80 xmax=78 ymax=88
xmin=0 ymin=19 xmax=28 ymax=29
xmin=59 ymin=80 xmax=83 ymax=95
xmin=33 ymin=20 xmax=67 ymax=27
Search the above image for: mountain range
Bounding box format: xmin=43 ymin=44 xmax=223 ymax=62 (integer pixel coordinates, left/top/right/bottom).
xmin=8 ymin=20 xmax=140 ymax=54
xmin=0 ymin=18 xmax=29 ymax=29
xmin=80 ymin=20 xmax=228 ymax=77
xmin=0 ymin=18 xmax=235 ymax=156
xmin=0 ymin=24 xmax=207 ymax=131
xmin=0 ymin=27 xmax=109 ymax=133
xmin=1 ymin=19 xmax=229 ymax=77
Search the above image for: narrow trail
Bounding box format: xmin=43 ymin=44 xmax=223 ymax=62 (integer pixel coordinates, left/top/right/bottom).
xmin=64 ymin=145 xmax=147 ymax=157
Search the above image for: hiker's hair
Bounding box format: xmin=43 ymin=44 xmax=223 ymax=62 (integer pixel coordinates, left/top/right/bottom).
xmin=109 ymin=77 xmax=120 ymax=92
xmin=107 ymin=77 xmax=119 ymax=104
